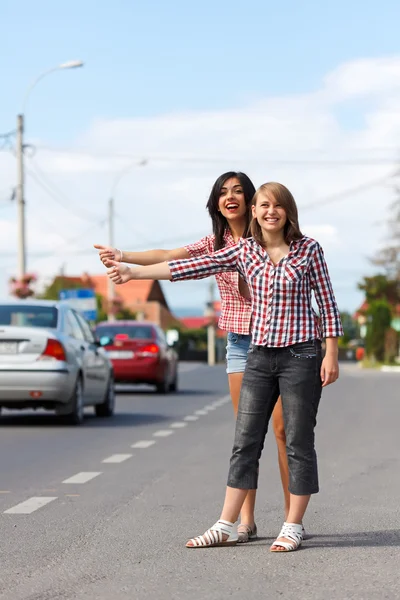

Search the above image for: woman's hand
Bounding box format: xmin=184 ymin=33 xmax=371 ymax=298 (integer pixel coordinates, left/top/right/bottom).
xmin=320 ymin=354 xmax=339 ymax=387
xmin=106 ymin=260 xmax=134 ymax=284
xmin=94 ymin=244 xmax=122 ymax=267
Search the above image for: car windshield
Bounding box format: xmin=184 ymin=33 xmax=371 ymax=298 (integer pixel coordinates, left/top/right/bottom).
xmin=0 ymin=305 xmax=58 ymax=328
xmin=95 ymin=325 xmax=153 ymax=340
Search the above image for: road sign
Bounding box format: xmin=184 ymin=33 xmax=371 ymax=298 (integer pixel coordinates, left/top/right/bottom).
xmin=59 ymin=289 xmax=97 ymax=321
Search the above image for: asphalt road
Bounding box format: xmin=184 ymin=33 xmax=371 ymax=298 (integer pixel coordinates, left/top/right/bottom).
xmin=0 ymin=362 xmax=398 ymax=600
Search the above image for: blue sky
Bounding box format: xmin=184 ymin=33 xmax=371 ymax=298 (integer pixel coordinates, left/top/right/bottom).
xmin=1 ymin=0 xmax=400 ymax=315
xmin=2 ymin=0 xmax=399 ymax=141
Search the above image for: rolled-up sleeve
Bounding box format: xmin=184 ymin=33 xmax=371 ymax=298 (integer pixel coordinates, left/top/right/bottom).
xmin=309 ymin=243 xmax=343 ymax=338
xmin=169 ymin=242 xmax=243 ymax=281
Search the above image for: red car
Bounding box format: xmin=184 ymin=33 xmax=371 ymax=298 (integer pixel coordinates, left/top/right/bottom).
xmin=95 ymin=321 xmax=178 ymax=394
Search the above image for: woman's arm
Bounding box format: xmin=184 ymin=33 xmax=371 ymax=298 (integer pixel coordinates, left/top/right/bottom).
xmin=107 ymin=261 xmax=173 ymax=283
xmin=94 ymin=244 xmax=190 ymax=267
xmin=106 ymin=242 xmax=243 ymax=285
xmin=309 ymin=243 xmax=342 ymax=387
xmin=309 ymin=243 xmax=343 ymax=339
xmin=320 ymin=337 xmax=339 ymax=387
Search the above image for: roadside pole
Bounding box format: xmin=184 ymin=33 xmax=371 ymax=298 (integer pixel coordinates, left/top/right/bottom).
xmin=206 ymin=278 xmax=216 ymax=365
xmin=16 ymin=114 xmax=26 ymax=280
xmin=107 ymin=197 xmax=115 ymax=321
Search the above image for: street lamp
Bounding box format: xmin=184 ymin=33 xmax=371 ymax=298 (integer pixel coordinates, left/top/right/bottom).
xmin=107 ymin=159 xmax=148 ymax=321
xmin=16 ymin=60 xmax=84 ymax=280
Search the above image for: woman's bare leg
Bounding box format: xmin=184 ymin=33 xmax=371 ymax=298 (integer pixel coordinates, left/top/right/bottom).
xmin=228 ymin=372 xmax=256 ymax=527
xmin=272 ymin=397 xmax=290 ymax=519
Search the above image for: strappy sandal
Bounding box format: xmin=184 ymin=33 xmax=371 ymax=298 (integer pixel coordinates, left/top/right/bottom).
xmin=270 ymin=522 xmax=303 ymax=552
xmin=186 ymin=519 xmax=238 ymax=548
xmin=237 ymin=523 xmax=258 ymax=543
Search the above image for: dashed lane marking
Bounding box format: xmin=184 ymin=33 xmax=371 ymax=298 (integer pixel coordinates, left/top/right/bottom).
xmin=62 ymin=472 xmax=102 ymax=484
xmin=4 ymin=497 xmax=57 ymax=514
xmin=183 ymin=415 xmax=199 ymax=422
xmin=131 ymin=440 xmax=156 ymax=448
xmin=153 ymin=430 xmax=174 ymax=437
xmin=102 ymin=454 xmax=133 ymax=464
xmin=170 ymin=422 xmax=187 ymax=428
xmin=194 ymin=409 xmax=208 ymax=415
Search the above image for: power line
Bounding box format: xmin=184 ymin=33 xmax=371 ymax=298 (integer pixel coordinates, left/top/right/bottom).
xmin=301 ymin=172 xmax=395 ymax=211
xmin=33 ymin=145 xmax=400 ymax=167
xmin=25 ymin=159 xmax=98 ymax=221
xmin=0 ymin=129 xmax=16 ymax=152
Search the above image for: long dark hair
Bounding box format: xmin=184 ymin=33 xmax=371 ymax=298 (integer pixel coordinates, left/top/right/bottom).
xmin=206 ymin=172 xmax=256 ymax=251
xmin=251 ymin=182 xmax=303 ymax=246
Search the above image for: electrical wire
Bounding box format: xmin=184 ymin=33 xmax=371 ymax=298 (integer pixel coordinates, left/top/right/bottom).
xmin=301 ymin=172 xmax=395 ymax=211
xmin=25 ymin=157 xmax=99 ymax=221
xmin=33 ymin=144 xmax=400 ymax=167
xmin=0 ymin=129 xmax=16 ymax=152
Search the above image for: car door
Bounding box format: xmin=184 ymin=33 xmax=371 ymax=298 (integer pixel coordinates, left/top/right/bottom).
xmin=74 ymin=311 xmax=109 ymax=399
xmin=64 ymin=309 xmax=96 ymax=403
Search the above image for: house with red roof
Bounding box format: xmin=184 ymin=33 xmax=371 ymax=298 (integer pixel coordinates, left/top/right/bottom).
xmin=50 ymin=273 xmax=182 ymax=330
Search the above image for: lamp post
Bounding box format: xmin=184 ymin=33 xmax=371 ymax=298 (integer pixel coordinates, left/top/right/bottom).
xmin=16 ymin=60 xmax=84 ymax=280
xmin=107 ymin=159 xmax=148 ymax=321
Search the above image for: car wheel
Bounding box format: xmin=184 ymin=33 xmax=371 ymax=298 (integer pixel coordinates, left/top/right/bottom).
xmin=156 ymin=378 xmax=169 ymax=394
xmin=63 ymin=377 xmax=84 ymax=426
xmin=95 ymin=375 xmax=115 ymax=418
xmin=169 ymin=370 xmax=178 ymax=392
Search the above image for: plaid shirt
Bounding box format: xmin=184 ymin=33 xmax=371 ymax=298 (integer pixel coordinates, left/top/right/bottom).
xmin=184 ymin=231 xmax=252 ymax=335
xmin=171 ymin=236 xmax=343 ymax=347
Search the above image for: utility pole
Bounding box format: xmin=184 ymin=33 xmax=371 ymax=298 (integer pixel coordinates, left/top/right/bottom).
xmin=16 ymin=114 xmax=26 ymax=280
xmin=107 ymin=197 xmax=115 ymax=322
xmin=206 ymin=278 xmax=216 ymax=366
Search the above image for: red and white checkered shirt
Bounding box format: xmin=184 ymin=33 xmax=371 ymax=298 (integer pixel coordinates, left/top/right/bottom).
xmin=184 ymin=231 xmax=252 ymax=335
xmin=172 ymin=236 xmax=343 ymax=347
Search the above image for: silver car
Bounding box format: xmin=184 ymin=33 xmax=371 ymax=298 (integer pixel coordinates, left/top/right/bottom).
xmin=0 ymin=299 xmax=114 ymax=425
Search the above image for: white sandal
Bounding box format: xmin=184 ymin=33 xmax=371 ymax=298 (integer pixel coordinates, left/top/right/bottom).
xmin=270 ymin=522 xmax=303 ymax=552
xmin=186 ymin=519 xmax=238 ymax=548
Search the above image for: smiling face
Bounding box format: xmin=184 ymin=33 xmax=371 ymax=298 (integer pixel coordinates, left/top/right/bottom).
xmin=218 ymin=177 xmax=247 ymax=223
xmin=252 ymin=191 xmax=287 ymax=237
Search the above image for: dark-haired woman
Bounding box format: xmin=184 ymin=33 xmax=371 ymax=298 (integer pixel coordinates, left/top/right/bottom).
xmin=95 ymin=172 xmax=291 ymax=542
xmin=104 ymin=181 xmax=343 ymax=553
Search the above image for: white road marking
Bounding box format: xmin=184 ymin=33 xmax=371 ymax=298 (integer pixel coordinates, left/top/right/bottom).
xmin=102 ymin=454 xmax=133 ymax=463
xmin=62 ymin=472 xmax=102 ymax=484
xmin=4 ymin=496 xmax=57 ymax=514
xmin=170 ymin=422 xmax=187 ymax=428
xmin=153 ymin=430 xmax=174 ymax=437
xmin=204 ymin=405 xmax=217 ymax=411
xmin=131 ymin=440 xmax=156 ymax=449
xmin=195 ymin=409 xmax=208 ymax=415
xmin=184 ymin=415 xmax=199 ymax=421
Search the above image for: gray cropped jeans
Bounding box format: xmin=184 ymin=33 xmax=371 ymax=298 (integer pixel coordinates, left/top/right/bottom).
xmin=227 ymin=340 xmax=323 ymax=496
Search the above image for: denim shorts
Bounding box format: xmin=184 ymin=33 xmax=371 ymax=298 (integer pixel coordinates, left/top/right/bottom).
xmin=226 ymin=332 xmax=252 ymax=374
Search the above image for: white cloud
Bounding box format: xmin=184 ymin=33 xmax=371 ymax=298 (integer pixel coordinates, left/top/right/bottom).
xmin=1 ymin=55 xmax=400 ymax=312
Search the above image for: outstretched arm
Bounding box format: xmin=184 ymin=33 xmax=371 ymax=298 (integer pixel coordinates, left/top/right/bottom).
xmin=107 ymin=260 xmax=172 ymax=284
xmin=94 ymin=244 xmax=190 ymax=267
xmin=106 ymin=242 xmax=244 ymax=285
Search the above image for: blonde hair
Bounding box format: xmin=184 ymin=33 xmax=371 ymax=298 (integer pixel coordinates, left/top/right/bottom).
xmin=250 ymin=182 xmax=303 ymax=246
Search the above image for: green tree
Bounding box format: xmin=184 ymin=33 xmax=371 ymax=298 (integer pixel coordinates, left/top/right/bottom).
xmin=365 ymin=300 xmax=392 ymax=362
xmin=38 ymin=277 xmax=85 ymax=300
xmin=339 ymin=311 xmax=359 ymax=345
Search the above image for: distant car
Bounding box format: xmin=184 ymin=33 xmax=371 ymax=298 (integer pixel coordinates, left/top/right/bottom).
xmin=0 ymin=300 xmax=114 ymax=424
xmin=95 ymin=321 xmax=178 ymax=393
